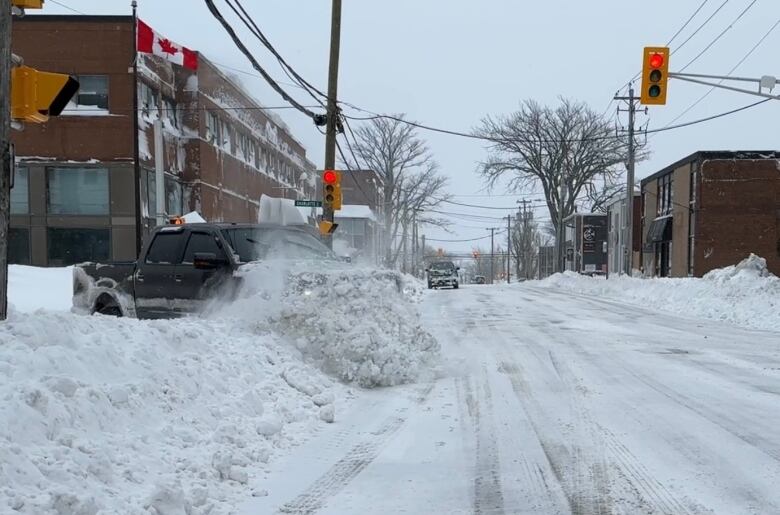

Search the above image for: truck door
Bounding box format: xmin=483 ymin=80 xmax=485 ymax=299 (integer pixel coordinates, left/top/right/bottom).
xmin=173 ymin=230 xmax=233 ymax=314
xmin=135 ymin=229 xmax=185 ymax=318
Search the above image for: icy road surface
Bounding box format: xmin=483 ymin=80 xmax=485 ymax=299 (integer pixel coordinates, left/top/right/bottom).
xmin=242 ymin=284 xmax=780 ymax=515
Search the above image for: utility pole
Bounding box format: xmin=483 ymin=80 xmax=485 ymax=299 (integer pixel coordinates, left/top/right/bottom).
xmin=322 ymin=0 xmax=342 ymax=249
xmin=506 ymin=215 xmax=511 ymax=284
xmin=557 ymin=171 xmax=567 ymax=273
xmin=615 ymin=85 xmax=638 ymax=276
xmin=517 ymin=199 xmax=532 ymax=280
xmin=0 ymin=0 xmax=11 ymax=320
xmin=487 ymin=227 xmax=497 ymax=284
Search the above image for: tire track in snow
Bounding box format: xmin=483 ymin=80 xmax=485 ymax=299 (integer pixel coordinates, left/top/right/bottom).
xmin=471 ymin=369 xmax=506 ymax=514
xmin=278 ymin=382 xmax=435 ymax=514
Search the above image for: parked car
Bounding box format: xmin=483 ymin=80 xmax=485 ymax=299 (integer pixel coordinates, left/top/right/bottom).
xmin=73 ymin=223 xmax=334 ymax=319
xmin=426 ymin=261 xmax=459 ymax=289
xmin=474 ymin=275 xmax=486 ymax=285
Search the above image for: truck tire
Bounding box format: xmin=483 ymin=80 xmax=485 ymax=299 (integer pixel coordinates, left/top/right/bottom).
xmin=94 ymin=294 xmax=123 ymax=317
xmin=97 ymin=305 xmax=123 ymax=317
xmin=453 ymin=282 xmax=459 ymax=289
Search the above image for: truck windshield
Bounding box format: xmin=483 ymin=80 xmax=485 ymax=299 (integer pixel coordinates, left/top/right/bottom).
xmin=430 ymin=262 xmax=455 ymax=270
xmin=221 ymin=227 xmax=333 ymax=263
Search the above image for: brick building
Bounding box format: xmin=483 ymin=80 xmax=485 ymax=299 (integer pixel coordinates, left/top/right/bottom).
xmin=10 ymin=15 xmax=316 ymax=266
xmin=639 ymin=151 xmax=780 ymax=277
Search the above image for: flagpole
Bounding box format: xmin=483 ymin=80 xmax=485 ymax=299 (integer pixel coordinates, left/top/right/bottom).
xmin=131 ymin=0 xmax=142 ymax=254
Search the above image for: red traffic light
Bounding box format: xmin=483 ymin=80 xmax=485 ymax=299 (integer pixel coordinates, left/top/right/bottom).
xmin=649 ymin=53 xmax=664 ymax=69
xmin=323 ymin=170 xmax=337 ymax=184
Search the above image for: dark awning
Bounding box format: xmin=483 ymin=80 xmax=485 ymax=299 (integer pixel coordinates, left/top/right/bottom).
xmin=647 ymin=217 xmax=672 ymax=243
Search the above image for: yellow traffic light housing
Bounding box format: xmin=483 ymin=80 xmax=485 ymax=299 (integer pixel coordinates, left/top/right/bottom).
xmin=640 ymin=47 xmax=670 ymax=105
xmin=322 ymin=169 xmax=342 ymax=211
xmin=11 ymin=0 xmax=45 ymax=8
xmin=318 ymin=220 xmax=338 ymax=235
xmin=11 ymin=66 xmax=79 ymax=123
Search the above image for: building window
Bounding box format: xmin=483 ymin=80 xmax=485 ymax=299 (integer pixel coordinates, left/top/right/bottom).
xmin=163 ymin=97 xmax=178 ymax=128
xmin=166 ymin=177 xmax=183 ymax=215
xmin=146 ymin=172 xmax=183 ymax=216
xmin=656 ymin=173 xmax=673 ymax=216
xmin=47 ymin=167 xmax=109 ymax=215
xmin=66 ymin=75 xmax=109 ymax=112
xmin=206 ymin=112 xmax=219 ymax=144
xmin=9 ymin=228 xmax=30 ymax=265
xmin=140 ymin=82 xmax=159 ymax=115
xmin=48 ymin=228 xmax=110 ymax=266
xmin=11 ymin=166 xmax=29 ymax=215
xmin=219 ymin=119 xmax=232 ymax=151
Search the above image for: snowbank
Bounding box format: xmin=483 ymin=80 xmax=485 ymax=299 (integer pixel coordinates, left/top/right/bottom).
xmin=9 ymin=265 xmax=72 ymax=313
xmin=218 ymin=263 xmax=440 ymax=387
xmin=0 ymin=311 xmax=341 ymax=514
xmin=538 ymin=254 xmax=780 ymax=332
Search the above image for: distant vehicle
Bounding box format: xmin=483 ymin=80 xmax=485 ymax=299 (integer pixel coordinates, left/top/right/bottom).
xmin=474 ymin=275 xmax=486 ymax=285
xmin=73 ymin=223 xmax=335 ymax=319
xmin=426 ymin=261 xmax=459 ymax=289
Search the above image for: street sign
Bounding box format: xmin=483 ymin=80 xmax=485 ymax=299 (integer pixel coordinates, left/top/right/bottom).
xmin=295 ymin=200 xmax=322 ymax=207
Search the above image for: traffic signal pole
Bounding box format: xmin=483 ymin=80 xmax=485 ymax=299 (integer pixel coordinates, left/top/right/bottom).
xmin=1 ymin=0 xmax=12 ymax=320
xmin=322 ymin=0 xmax=342 ymax=249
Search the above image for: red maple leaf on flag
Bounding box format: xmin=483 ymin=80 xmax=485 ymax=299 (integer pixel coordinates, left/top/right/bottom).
xmin=158 ymin=38 xmax=179 ymax=56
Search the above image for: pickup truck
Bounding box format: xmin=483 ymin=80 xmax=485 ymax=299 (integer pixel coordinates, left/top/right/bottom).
xmin=73 ymin=222 xmax=333 ymax=319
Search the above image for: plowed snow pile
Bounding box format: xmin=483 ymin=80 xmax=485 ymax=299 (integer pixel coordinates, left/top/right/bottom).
xmin=0 ymin=311 xmax=341 ymax=515
xmin=219 ymin=264 xmax=440 ymax=387
xmin=538 ymin=254 xmax=780 ymax=332
xmin=0 ymin=262 xmax=438 ymax=514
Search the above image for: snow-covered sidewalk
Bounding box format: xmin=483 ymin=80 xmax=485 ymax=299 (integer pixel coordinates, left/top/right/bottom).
xmin=535 ymin=254 xmax=780 ymax=332
xmin=0 ymin=265 xmax=439 ymax=514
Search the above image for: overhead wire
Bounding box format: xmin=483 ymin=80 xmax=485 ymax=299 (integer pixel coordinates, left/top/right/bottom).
xmin=660 ymin=15 xmax=780 ymax=129
xmin=223 ymin=0 xmax=327 ymax=106
xmin=678 ymin=0 xmax=759 ymax=73
xmin=48 ymin=0 xmax=86 ymax=14
xmin=203 ymin=0 xmax=319 ymax=119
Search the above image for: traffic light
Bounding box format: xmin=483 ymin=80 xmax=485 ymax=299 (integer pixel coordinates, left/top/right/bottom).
xmin=640 ymin=47 xmax=670 ymax=105
xmin=11 ymin=66 xmax=79 ymax=123
xmin=11 ymin=0 xmax=44 ymax=7
xmin=318 ymin=220 xmax=338 ymax=235
xmin=322 ymin=169 xmax=342 ymax=211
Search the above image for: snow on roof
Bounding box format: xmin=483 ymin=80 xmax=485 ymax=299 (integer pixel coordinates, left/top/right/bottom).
xmin=334 ymin=205 xmax=377 ymax=221
xmin=258 ymin=195 xmax=307 ymax=226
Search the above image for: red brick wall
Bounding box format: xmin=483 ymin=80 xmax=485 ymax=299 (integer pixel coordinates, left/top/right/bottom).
xmin=11 ymin=18 xmax=135 ymax=161
xmin=696 ymin=159 xmax=780 ymax=276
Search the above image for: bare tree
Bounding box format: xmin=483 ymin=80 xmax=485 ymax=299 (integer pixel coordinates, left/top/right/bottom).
xmin=346 ymin=116 xmax=450 ymax=268
xmin=474 ymin=98 xmax=640 ymax=270
xmin=511 ymin=211 xmax=542 ymax=280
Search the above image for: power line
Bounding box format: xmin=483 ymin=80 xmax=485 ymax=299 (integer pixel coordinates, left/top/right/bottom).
xmin=662 ymin=15 xmax=780 ymax=129
xmin=672 ymin=0 xmax=730 ymax=57
xmin=433 ymin=196 xmax=547 ymax=210
xmin=48 ymin=0 xmax=85 ymax=14
xmin=666 ymin=0 xmax=712 ymax=48
xmin=223 ymin=0 xmax=327 ymax=106
xmin=203 ymin=0 xmax=319 ymax=119
xmin=678 ymin=0 xmax=758 ymax=73
xmin=646 ymin=97 xmax=770 ymax=134
xmin=427 ymin=231 xmax=506 ymax=243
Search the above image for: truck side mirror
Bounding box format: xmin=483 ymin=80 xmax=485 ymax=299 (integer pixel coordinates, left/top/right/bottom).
xmin=193 ymin=252 xmax=226 ymax=270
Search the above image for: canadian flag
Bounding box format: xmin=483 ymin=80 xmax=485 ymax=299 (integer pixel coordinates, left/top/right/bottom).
xmin=137 ymin=19 xmax=198 ymax=71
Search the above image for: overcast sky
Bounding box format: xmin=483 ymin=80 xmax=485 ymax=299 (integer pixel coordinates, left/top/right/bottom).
xmin=43 ymin=0 xmax=780 ymax=251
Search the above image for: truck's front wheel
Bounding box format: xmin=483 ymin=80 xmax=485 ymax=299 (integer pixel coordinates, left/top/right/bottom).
xmin=94 ymin=294 xmax=123 ymax=317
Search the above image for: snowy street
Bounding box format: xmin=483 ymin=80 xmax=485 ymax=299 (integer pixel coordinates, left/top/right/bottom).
xmin=243 ymin=284 xmax=780 ymax=515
